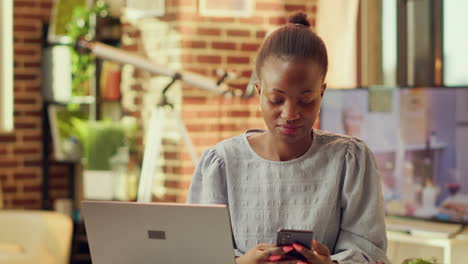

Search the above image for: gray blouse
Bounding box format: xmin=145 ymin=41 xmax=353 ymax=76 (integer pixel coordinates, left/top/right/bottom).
xmin=187 ymin=129 xmax=389 ymax=264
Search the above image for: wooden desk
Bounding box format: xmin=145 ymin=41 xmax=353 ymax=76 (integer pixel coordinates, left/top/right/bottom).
xmin=385 ymin=217 xmax=468 ymax=264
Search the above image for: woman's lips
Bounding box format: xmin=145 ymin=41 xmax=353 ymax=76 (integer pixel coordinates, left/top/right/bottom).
xmin=279 ymin=125 xmax=301 ymax=135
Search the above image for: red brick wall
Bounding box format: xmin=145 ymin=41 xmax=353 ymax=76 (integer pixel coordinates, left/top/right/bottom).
xmin=121 ymin=0 xmax=318 ymax=202
xmin=0 ymin=0 xmax=69 ymax=209
xmin=1 ymin=0 xmax=320 ymax=208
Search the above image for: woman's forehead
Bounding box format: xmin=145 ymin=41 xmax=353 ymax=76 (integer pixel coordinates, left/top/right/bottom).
xmin=260 ymin=57 xmax=323 ymax=90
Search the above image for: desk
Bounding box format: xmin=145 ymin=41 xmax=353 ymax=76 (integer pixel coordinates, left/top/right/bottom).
xmin=386 ymin=217 xmax=468 ymax=264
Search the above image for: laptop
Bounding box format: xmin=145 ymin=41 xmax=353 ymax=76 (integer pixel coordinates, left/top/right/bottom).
xmin=81 ymin=201 xmax=236 ymax=264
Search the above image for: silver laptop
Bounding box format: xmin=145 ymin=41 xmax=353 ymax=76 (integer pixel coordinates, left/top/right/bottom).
xmin=82 ymin=201 xmax=236 ymax=264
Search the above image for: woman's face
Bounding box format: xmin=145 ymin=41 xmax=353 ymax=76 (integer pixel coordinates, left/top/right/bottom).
xmin=256 ymin=56 xmax=326 ymax=144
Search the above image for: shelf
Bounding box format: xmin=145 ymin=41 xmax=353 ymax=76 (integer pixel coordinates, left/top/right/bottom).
xmin=372 ymin=142 xmax=447 ymax=153
xmin=45 ymin=96 xmax=96 ymax=106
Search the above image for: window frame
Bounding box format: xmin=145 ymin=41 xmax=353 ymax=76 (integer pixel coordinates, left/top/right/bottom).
xmin=0 ymin=0 xmax=13 ymax=132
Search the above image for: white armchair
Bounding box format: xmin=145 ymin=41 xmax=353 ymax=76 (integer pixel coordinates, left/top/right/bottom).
xmin=0 ymin=210 xmax=73 ymax=264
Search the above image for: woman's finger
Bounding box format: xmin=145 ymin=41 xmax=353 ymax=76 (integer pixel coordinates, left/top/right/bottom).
xmin=266 ymin=260 xmax=301 ymax=264
xmin=259 ymin=245 xmax=293 ymax=261
xmin=292 ymin=243 xmax=321 ymax=263
xmin=312 ymin=239 xmax=331 ymax=256
xmin=256 ymin=243 xmax=276 ymax=251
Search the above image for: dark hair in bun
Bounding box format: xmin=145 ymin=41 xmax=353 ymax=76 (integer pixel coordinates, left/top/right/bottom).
xmin=255 ymin=11 xmax=328 ymax=80
xmin=288 ymin=11 xmax=311 ymax=27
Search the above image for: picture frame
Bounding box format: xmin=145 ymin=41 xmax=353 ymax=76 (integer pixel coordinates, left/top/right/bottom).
xmin=199 ymin=0 xmax=253 ymax=17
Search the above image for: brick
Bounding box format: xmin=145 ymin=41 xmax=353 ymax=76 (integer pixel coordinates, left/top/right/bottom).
xmin=311 ymin=5 xmax=317 ymax=13
xmin=3 ymin=186 xmax=17 ymax=193
xmin=24 ymin=62 xmax=41 ymax=68
xmin=0 ymin=134 xmax=16 ymax=142
xmin=14 ymin=1 xmax=36 ymax=8
xmin=181 ymin=54 xmax=194 ymax=63
xmin=23 ymin=111 xmax=41 ymax=117
xmin=24 ymin=160 xmax=41 ymax=167
xmin=14 ymin=122 xmax=38 ymax=129
xmin=197 ymin=55 xmax=222 ymax=64
xmin=14 ymin=172 xmax=38 ymax=179
xmin=14 ymin=73 xmax=38 ymax=80
xmin=13 ymin=147 xmax=40 ymax=155
xmin=227 ymin=56 xmax=250 ymax=64
xmin=14 ymin=98 xmax=37 ymax=104
xmin=0 ymin=148 xmax=7 ymax=155
xmin=269 ymin=17 xmax=287 ymax=25
xmin=241 ymin=43 xmax=260 ymax=52
xmin=256 ymin=2 xmax=283 ymax=11
xmin=181 ymin=40 xmax=206 ymax=49
xmin=14 ymin=24 xmax=40 ymax=32
xmin=212 ymin=42 xmax=236 ymax=50
xmin=207 ymin=17 xmax=236 ymax=23
xmin=197 ymin=28 xmax=221 ymax=36
xmin=163 ymin=151 xmax=180 ymax=160
xmin=14 ymin=47 xmax=37 ymax=56
xmin=239 ymin=16 xmax=264 ymax=24
xmin=40 ymin=2 xmax=53 ymax=9
xmin=23 ymin=185 xmax=41 ymax=192
xmin=25 ymin=86 xmax=41 ymax=92
xmin=226 ymin=110 xmax=251 ymax=117
xmin=0 ymin=161 xmax=18 ymax=168
xmin=182 ymin=110 xmax=221 ymax=119
xmin=12 ymin=199 xmax=40 ymax=207
xmin=285 ymin=5 xmax=306 ymax=12
xmin=227 ymin=29 xmax=250 ymax=37
xmin=241 ymin=70 xmax=253 ymax=78
xmin=256 ymin=30 xmax=267 ymax=38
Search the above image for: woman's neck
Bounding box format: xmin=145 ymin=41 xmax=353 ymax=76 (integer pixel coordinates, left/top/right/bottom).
xmin=263 ymin=131 xmax=313 ymax=161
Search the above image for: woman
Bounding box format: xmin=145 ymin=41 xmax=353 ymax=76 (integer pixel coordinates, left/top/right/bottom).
xmin=188 ymin=12 xmax=389 ymax=264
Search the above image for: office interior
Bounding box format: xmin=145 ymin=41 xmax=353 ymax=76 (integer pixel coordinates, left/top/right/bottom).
xmin=0 ymin=0 xmax=468 ymax=263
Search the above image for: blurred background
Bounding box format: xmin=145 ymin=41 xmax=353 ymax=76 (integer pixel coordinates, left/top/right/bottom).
xmin=1 ymin=0 xmax=468 ymax=263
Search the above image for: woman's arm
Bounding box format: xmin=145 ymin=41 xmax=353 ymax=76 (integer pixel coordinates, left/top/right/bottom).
xmin=331 ymin=138 xmax=389 ymax=264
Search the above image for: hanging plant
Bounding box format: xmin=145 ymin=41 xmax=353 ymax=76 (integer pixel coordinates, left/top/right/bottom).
xmin=66 ymin=1 xmax=109 ymax=96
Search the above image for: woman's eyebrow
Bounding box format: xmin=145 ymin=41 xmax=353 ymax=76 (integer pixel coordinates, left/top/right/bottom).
xmin=272 ymin=89 xmax=313 ymax=94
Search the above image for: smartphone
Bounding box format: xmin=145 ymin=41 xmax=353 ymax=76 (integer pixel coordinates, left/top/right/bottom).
xmin=276 ymin=229 xmax=314 ymax=261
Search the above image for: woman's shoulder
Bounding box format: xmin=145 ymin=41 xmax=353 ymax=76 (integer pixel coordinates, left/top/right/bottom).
xmin=314 ymin=129 xmax=371 ymax=153
xmin=200 ymin=131 xmax=253 ymax=164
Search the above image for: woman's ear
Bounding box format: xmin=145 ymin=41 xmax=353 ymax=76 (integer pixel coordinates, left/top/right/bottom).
xmin=255 ymin=81 xmax=261 ymax=95
xmin=321 ymin=83 xmax=327 ymax=97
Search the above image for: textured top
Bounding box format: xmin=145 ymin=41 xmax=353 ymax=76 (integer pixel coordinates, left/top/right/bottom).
xmin=187 ymin=129 xmax=389 ymax=264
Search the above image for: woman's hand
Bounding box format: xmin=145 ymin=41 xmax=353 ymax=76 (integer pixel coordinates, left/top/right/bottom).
xmin=235 ymin=243 xmax=298 ymax=264
xmin=291 ymin=240 xmax=335 ymax=264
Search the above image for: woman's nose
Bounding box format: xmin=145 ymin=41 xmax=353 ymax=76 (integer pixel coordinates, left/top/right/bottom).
xmin=280 ymin=102 xmax=300 ymax=121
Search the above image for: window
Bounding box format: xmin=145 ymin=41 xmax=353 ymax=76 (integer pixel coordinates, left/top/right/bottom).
xmin=0 ymin=0 xmax=13 ymax=132
xmin=444 ymin=0 xmax=468 ymax=86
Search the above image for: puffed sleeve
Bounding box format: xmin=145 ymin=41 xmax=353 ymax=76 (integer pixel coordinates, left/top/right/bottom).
xmin=187 ymin=148 xmax=228 ymax=205
xmin=331 ymin=138 xmax=390 ymax=264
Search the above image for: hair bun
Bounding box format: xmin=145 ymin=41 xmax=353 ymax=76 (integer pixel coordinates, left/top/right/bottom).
xmin=288 ymin=12 xmax=310 ymax=27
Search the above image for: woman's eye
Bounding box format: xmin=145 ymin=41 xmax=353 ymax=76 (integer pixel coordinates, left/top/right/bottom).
xmin=269 ymin=98 xmax=283 ymax=104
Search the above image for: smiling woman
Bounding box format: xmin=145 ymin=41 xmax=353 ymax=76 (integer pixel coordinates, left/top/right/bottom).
xmin=0 ymin=0 xmax=13 ymax=132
